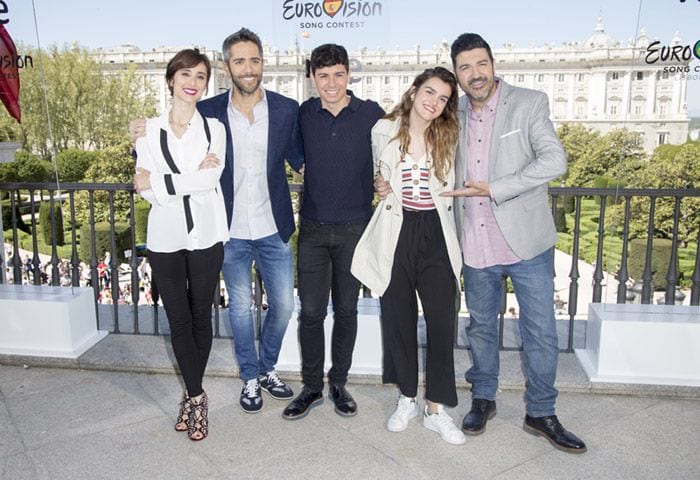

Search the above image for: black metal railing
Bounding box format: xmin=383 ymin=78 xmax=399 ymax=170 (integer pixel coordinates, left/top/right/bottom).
xmin=1 ymin=182 xmax=699 ymax=353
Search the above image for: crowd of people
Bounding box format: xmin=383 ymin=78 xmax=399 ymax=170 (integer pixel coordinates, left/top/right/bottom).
xmin=2 ymin=245 xmax=156 ymax=306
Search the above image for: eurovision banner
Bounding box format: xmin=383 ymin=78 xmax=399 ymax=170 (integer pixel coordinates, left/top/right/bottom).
xmin=0 ymin=23 xmax=20 ymax=122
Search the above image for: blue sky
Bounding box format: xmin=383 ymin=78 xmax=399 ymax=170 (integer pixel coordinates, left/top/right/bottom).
xmin=5 ymin=0 xmax=700 ymax=113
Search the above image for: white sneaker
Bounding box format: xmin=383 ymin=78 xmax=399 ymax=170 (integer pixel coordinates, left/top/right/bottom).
xmin=423 ymin=405 xmax=466 ymax=445
xmin=387 ymin=395 xmax=419 ymax=432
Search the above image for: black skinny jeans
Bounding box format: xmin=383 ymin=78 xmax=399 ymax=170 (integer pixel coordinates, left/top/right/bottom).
xmin=297 ymin=219 xmax=367 ymax=392
xmin=148 ymin=242 xmax=223 ymax=397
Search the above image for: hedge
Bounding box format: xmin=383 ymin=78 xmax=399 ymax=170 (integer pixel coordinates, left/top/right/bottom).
xmin=628 ymin=238 xmax=678 ymax=290
xmin=39 ymin=201 xmax=65 ymax=246
xmin=79 ymin=221 xmax=131 ymax=264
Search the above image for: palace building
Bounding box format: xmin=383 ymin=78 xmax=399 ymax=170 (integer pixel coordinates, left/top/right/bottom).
xmin=92 ymin=17 xmax=689 ymax=153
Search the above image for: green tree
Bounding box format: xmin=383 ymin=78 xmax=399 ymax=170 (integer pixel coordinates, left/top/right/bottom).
xmin=625 ymin=142 xmax=700 ymax=245
xmin=0 ymin=43 xmax=156 ymax=159
xmin=73 ymin=140 xmax=135 ymax=225
xmin=567 ymin=129 xmax=646 ymax=187
xmin=54 ymin=148 xmax=98 ymax=182
xmin=557 ymin=123 xmax=600 ymax=182
xmin=13 ymin=150 xmax=52 ymax=183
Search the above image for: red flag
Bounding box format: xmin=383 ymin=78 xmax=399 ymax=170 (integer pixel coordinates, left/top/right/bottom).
xmin=0 ymin=24 xmax=21 ymax=123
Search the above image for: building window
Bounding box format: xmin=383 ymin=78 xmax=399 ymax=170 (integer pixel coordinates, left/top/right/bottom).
xmin=633 ymin=132 xmax=644 ymax=146
xmin=366 ymin=77 xmax=373 ymax=85
xmin=635 ymin=71 xmax=644 ymax=81
xmin=384 ymin=77 xmax=391 ymax=85
xmin=554 ymin=101 xmax=566 ymax=118
xmin=557 ymin=74 xmax=565 ymax=82
xmin=633 ymin=104 xmax=642 ymax=115
xmin=577 ymin=73 xmax=584 ymax=82
xmin=659 ymin=103 xmax=667 ymax=117
xmin=611 ymin=72 xmax=619 ymax=80
xmin=661 ymin=71 xmax=669 ymax=80
xmin=658 ymin=132 xmax=668 ymax=145
xmin=609 ymin=104 xmax=617 ymax=115
xmin=517 ymin=74 xmax=524 ymax=83
xmin=402 ymin=76 xmax=409 ymax=83
xmin=537 ymin=74 xmax=544 ymax=82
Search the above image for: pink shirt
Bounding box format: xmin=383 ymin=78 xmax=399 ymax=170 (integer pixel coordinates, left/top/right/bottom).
xmin=462 ymin=81 xmax=521 ymax=268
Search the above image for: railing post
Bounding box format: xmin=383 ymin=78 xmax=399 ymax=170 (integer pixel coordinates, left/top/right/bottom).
xmin=88 ymin=190 xmax=100 ymax=327
xmin=664 ymin=197 xmax=682 ymax=305
xmin=48 ymin=190 xmax=60 ymax=286
xmin=128 ymin=192 xmax=140 ymax=334
xmin=10 ymin=190 xmax=22 ymax=283
xmin=641 ymin=197 xmax=657 ymax=304
xmin=108 ymin=191 xmax=120 ymax=333
xmin=68 ymin=191 xmax=81 ymax=287
xmin=28 ymin=190 xmax=41 ymax=285
xmin=592 ymin=196 xmax=606 ymax=302
xmin=616 ymin=197 xmax=632 ymax=303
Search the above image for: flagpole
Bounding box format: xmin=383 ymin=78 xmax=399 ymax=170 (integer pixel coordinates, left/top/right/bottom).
xmin=31 ymin=0 xmax=61 ymax=195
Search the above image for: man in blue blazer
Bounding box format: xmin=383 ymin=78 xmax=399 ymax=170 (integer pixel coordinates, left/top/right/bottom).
xmin=197 ymin=28 xmax=303 ymax=413
xmin=442 ymin=33 xmax=586 ymax=453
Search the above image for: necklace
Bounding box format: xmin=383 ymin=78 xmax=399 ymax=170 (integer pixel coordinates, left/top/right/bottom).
xmin=168 ymin=111 xmax=191 ymax=129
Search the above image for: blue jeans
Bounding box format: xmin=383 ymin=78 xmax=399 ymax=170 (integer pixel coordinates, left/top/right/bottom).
xmin=463 ymin=248 xmax=559 ymax=417
xmin=222 ymin=234 xmax=294 ymax=381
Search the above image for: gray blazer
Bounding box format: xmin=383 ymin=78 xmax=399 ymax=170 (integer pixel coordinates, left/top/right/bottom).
xmin=453 ymin=79 xmax=567 ymax=261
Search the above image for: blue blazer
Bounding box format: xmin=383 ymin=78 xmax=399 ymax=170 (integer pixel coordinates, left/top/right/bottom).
xmin=197 ymin=90 xmax=304 ymax=243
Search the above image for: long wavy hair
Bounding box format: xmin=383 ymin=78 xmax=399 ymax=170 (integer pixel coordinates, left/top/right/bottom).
xmin=384 ymin=67 xmax=459 ymax=182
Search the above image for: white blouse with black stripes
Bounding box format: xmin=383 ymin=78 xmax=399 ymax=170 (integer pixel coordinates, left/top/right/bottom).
xmin=134 ymin=109 xmax=229 ymax=253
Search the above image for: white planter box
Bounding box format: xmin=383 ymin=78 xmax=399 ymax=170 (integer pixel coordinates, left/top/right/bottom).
xmin=0 ymin=284 xmax=108 ymax=358
xmin=576 ymin=303 xmax=700 ymax=386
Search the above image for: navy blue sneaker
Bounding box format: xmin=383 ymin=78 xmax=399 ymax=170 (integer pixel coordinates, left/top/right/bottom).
xmin=259 ymin=371 xmax=294 ymax=400
xmin=240 ymin=378 xmax=262 ymax=413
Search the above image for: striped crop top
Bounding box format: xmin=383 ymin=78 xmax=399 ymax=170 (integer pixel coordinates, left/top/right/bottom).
xmin=400 ymin=153 xmax=435 ymax=210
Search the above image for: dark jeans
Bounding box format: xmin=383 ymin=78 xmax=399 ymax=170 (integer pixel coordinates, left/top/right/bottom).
xmin=148 ymin=242 xmax=224 ymax=397
xmin=297 ymin=219 xmax=367 ymax=392
xmin=380 ymin=209 xmax=458 ymax=407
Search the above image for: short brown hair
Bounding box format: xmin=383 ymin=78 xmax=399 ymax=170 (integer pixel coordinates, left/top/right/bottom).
xmin=165 ymin=48 xmax=211 ymax=95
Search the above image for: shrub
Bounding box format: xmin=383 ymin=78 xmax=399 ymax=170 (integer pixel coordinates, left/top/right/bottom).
xmin=39 ymin=201 xmax=65 ymax=246
xmin=133 ymin=199 xmax=150 ymax=245
xmin=554 ymin=204 xmax=567 ymax=233
xmin=79 ymin=221 xmax=131 ymax=264
xmin=628 ymin=238 xmax=678 ymax=290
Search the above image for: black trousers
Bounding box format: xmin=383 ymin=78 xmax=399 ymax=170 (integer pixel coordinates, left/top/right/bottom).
xmin=380 ymin=209 xmax=458 ymax=407
xmin=297 ymin=219 xmax=366 ymax=392
xmin=148 ymin=242 xmax=224 ymax=398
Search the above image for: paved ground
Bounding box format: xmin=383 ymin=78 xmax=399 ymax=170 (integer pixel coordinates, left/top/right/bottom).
xmin=1 ymin=335 xmax=699 ymax=480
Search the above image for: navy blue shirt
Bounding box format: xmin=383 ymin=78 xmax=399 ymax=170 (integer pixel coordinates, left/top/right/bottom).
xmin=299 ymin=92 xmax=384 ymax=223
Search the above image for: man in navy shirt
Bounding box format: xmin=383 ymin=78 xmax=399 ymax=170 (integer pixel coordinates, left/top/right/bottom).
xmin=282 ymin=44 xmax=384 ymax=420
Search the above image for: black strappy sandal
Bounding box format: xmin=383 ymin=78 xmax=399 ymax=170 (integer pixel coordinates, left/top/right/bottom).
xmin=188 ymin=392 xmax=208 ymax=441
xmin=175 ymin=392 xmax=191 ymax=432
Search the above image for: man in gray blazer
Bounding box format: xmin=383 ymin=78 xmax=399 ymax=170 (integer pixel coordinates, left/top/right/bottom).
xmin=441 ymin=33 xmax=586 ymax=453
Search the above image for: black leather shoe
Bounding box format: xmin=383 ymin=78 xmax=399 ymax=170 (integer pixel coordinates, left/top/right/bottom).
xmin=282 ymin=388 xmax=323 ymax=420
xmin=329 ymin=384 xmax=357 ymax=417
xmin=523 ymin=415 xmax=587 ymax=454
xmin=462 ymin=398 xmax=496 ymax=435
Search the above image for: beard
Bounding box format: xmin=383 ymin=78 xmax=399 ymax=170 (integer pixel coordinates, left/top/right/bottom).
xmin=231 ymin=73 xmax=261 ymax=95
xmin=465 ymin=76 xmax=495 ymax=103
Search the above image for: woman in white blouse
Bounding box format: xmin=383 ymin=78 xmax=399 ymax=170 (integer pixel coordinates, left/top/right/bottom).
xmin=351 ymin=68 xmax=464 ymax=444
xmin=134 ymin=49 xmax=227 ymax=441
